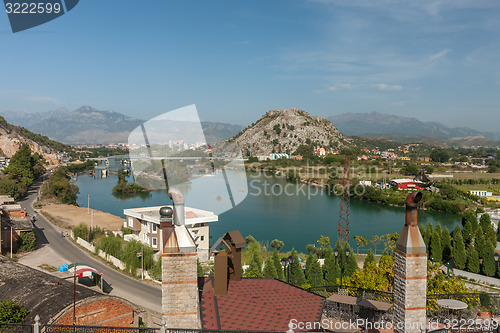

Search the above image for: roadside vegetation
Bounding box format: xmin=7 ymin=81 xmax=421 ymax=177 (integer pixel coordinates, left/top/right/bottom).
xmin=0 ymin=143 xmax=46 ymax=199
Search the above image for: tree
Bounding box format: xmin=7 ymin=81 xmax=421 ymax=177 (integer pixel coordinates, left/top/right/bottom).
xmin=270 ymin=239 xmax=284 ymax=252
xmin=453 ymin=233 xmax=467 ymax=270
xmin=466 ymin=247 xmax=480 ymax=274
xmin=382 ymin=233 xmax=399 ymax=254
xmin=430 ymin=229 xmax=442 ymax=263
xmin=306 ymin=254 xmax=324 ymax=287
xmin=462 ymin=209 xmax=478 ymax=233
xmin=378 ymin=251 xmax=395 ymax=289
xmin=271 ymin=250 xmax=284 ymax=280
xmin=344 ymin=243 xmax=358 ymax=277
xmin=262 ymin=255 xmax=278 ymax=278
xmin=424 ymin=222 xmax=433 ymax=255
xmin=353 ymin=235 xmax=369 ymax=255
xmin=323 ymin=247 xmax=340 ymax=285
xmin=475 ymin=226 xmax=488 ymax=260
xmin=344 ymin=262 xmax=388 ymax=291
xmin=462 ymin=220 xmax=473 ymax=245
xmin=18 ymin=231 xmax=36 ymax=252
xmin=480 ymin=213 xmax=492 ymax=232
xmin=441 ymin=226 xmax=452 ymax=262
xmin=430 ymin=149 xmax=450 ymax=163
xmin=0 ymin=300 xmax=28 ymax=323
xmin=370 ymin=235 xmax=382 ymax=254
xmin=363 ymin=249 xmax=376 ymax=268
xmin=288 ymin=249 xmax=306 ymax=286
xmin=246 ymin=251 xmax=263 ymax=277
xmin=400 ymin=164 xmax=419 ymax=176
xmin=482 ymin=249 xmax=497 ymax=277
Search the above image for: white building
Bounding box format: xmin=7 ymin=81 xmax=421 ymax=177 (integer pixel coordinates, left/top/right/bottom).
xmin=469 ymin=190 xmax=493 ymax=197
xmin=123 ymin=205 xmax=218 ymax=261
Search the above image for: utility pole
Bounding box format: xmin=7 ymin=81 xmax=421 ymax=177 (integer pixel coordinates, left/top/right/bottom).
xmin=87 ymin=194 xmax=90 ymax=214
xmin=73 ymin=262 xmax=77 ymax=325
xmin=141 ymin=243 xmax=144 ymax=280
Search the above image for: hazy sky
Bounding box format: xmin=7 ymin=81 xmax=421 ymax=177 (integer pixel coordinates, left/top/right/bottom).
xmin=1 ymin=0 xmax=499 ymax=131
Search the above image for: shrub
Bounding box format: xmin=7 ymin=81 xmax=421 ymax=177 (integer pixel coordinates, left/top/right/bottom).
xmin=0 ymin=300 xmax=28 ymax=323
xmin=18 ymin=231 xmax=36 ymax=252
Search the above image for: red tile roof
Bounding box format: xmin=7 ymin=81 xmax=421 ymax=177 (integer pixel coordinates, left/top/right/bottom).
xmin=200 ymin=278 xmax=325 ymax=332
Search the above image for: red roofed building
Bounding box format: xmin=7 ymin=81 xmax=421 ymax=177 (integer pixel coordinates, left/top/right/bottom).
xmin=199 ymin=277 xmax=325 ymax=331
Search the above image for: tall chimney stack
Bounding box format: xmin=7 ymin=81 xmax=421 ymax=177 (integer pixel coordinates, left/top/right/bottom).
xmin=393 ymin=192 xmax=427 ymax=333
xmin=160 ymin=189 xmax=201 ymax=329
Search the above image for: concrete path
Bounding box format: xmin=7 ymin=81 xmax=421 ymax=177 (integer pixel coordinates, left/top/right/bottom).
xmin=452 ymin=268 xmax=500 ymax=288
xmin=17 ymin=175 xmax=162 ymax=313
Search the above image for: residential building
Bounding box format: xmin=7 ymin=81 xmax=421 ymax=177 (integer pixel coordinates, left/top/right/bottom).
xmin=123 ymin=205 xmax=217 ymax=261
xmin=469 ymin=190 xmax=493 ymax=197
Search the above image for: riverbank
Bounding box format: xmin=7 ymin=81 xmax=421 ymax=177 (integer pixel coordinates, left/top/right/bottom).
xmin=34 ymin=201 xmax=125 ymax=231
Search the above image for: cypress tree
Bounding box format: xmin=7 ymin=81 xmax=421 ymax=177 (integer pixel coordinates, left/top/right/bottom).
xmin=453 ymin=232 xmax=467 ymax=270
xmin=441 ymin=226 xmax=452 ymax=261
xmin=453 ymin=224 xmax=462 ymax=241
xmin=419 ymin=224 xmax=425 ymax=239
xmin=424 ymin=222 xmax=433 ymax=254
xmin=288 ymin=248 xmax=306 ymax=286
xmin=305 ymin=253 xmax=314 ymax=279
xmin=306 ymin=254 xmax=324 ymax=287
xmin=463 ymin=208 xmax=478 ymax=232
xmin=323 ymin=247 xmax=340 ymax=285
xmin=466 ymin=246 xmax=480 ymax=274
xmin=363 ymin=249 xmax=376 ymax=268
xmin=262 ymin=255 xmax=278 ymax=278
xmin=475 ymin=226 xmax=486 ymax=259
xmin=485 ymin=223 xmax=497 ymax=250
xmin=463 ymin=220 xmax=473 ymax=245
xmin=497 ymin=221 xmax=500 ymax=242
xmin=480 ymin=213 xmax=492 ymax=231
xmin=482 ymin=248 xmax=496 ymax=277
xmin=271 ymin=250 xmax=284 ymax=280
xmin=430 ymin=229 xmax=442 ymax=263
xmin=344 ymin=243 xmax=358 ymax=277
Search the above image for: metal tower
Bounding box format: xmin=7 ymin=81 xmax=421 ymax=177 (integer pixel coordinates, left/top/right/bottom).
xmin=337 ymin=155 xmax=351 ymax=243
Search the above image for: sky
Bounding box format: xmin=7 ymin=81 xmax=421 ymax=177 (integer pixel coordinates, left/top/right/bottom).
xmin=1 ymin=0 xmax=500 ymax=131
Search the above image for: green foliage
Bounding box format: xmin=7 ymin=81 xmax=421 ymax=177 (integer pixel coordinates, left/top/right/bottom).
xmin=97 ymin=232 xmax=123 ymax=258
xmin=305 ymin=254 xmax=324 ymax=287
xmin=363 ymin=249 xmax=376 ymax=268
xmin=424 ymin=222 xmax=433 ymax=255
xmin=466 ymin=247 xmax=480 ymax=274
xmin=148 ymin=259 xmax=162 ymax=281
xmin=112 ymin=168 xmax=145 ymax=196
xmin=427 ymin=263 xmax=468 ymax=295
xmin=323 ymin=247 xmax=340 ymax=285
xmin=42 ymin=167 xmax=79 ymax=205
xmin=430 ymin=229 xmax=442 ymax=263
xmin=462 ymin=220 xmax=473 ymax=245
xmin=72 ymin=223 xmax=89 ymax=241
xmin=480 ymin=213 xmax=492 ymax=231
xmin=482 ymin=251 xmax=497 ymax=277
xmin=441 ymin=226 xmax=452 ymax=262
xmin=3 ymin=144 xmax=45 ymax=188
xmin=270 ymin=239 xmax=284 ymax=251
xmin=121 ymin=240 xmax=154 ymax=276
xmin=453 ymin=232 xmax=467 ymax=270
xmin=272 ymin=250 xmax=284 ymax=280
xmin=262 ymin=255 xmax=278 ymax=278
xmin=430 ymin=149 xmax=450 ymax=163
xmin=0 ymin=178 xmax=24 ymax=200
xmin=400 ymin=164 xmax=419 ymax=176
xmin=463 ymin=209 xmax=478 ymax=233
xmin=0 ymin=299 xmax=29 ymax=323
xmin=18 ymin=231 xmax=36 ymax=252
xmin=288 ymin=248 xmax=306 ymax=286
xmin=197 ymin=259 xmax=204 ymax=277
xmin=344 ymin=261 xmax=389 ymax=292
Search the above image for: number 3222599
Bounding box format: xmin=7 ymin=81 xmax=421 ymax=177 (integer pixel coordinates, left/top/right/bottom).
xmin=5 ymin=2 xmax=62 ymax=14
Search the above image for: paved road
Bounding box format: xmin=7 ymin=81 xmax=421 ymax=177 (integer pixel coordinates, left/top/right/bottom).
xmin=18 ymin=176 xmax=162 ymax=313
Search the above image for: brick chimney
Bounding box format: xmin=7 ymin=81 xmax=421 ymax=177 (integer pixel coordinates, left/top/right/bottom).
xmin=393 ymin=192 xmax=427 ymax=333
xmin=160 ymin=189 xmax=201 ymax=329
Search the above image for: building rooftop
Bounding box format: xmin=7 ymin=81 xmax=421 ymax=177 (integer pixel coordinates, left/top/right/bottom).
xmin=0 ymin=255 xmax=100 ymax=325
xmin=124 ymin=205 xmax=218 ymax=225
xmin=199 ymin=278 xmax=325 ymax=331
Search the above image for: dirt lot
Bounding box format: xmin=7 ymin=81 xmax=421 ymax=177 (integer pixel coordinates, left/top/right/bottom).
xmin=39 ymin=203 xmax=125 ymax=231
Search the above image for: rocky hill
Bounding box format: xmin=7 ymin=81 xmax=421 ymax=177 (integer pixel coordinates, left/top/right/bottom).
xmin=222 ymin=108 xmax=352 ymax=156
xmin=0 ymin=116 xmax=66 ymax=165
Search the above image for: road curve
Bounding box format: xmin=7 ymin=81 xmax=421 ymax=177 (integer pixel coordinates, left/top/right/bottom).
xmin=18 ymin=175 xmax=162 ymax=313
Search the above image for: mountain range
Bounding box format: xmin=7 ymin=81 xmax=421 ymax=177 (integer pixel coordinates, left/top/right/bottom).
xmin=1 ymin=106 xmax=243 ymax=145
xmin=2 ymin=107 xmax=499 ymax=148
xmin=328 ymin=112 xmax=500 ymax=145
